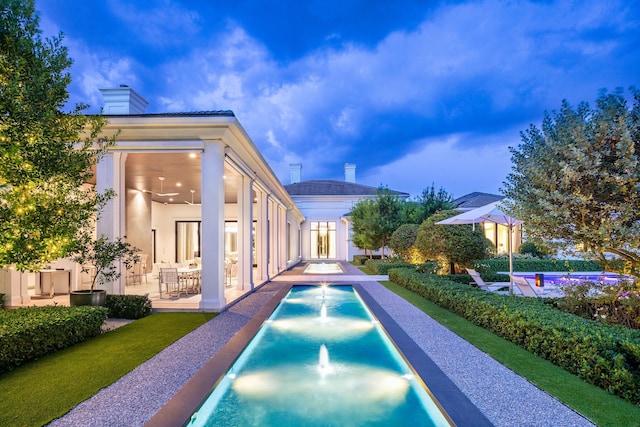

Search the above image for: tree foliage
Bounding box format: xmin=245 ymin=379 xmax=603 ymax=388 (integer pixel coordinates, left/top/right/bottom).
xmin=0 ymin=0 xmax=114 ymax=271
xmin=389 ymin=223 xmax=419 ymax=260
xmin=399 ymin=184 xmax=454 ymax=224
xmin=350 ymin=198 xmax=380 ymax=256
xmin=502 ymin=88 xmax=640 ymax=274
xmin=350 ymin=187 xmax=405 ymax=257
xmin=414 ymin=210 xmax=491 ymax=271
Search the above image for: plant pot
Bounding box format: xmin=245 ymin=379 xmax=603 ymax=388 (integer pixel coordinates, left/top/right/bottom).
xmin=69 ymin=289 xmax=107 ymax=306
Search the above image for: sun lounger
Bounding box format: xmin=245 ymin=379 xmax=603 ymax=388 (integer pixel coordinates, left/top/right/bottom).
xmin=466 ymin=268 xmax=501 ymax=291
xmin=510 ymin=275 xmax=541 ymax=297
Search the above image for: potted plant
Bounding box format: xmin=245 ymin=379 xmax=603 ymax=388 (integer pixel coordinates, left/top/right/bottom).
xmin=70 ymin=234 xmax=139 ymax=306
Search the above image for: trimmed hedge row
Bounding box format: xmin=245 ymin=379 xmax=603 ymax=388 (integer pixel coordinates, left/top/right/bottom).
xmin=474 ymin=258 xmax=604 ymax=273
xmin=388 ymin=268 xmax=640 ymax=405
xmin=0 ymin=305 xmax=108 ymax=372
xmin=353 ymin=255 xmax=383 ymax=265
xmin=364 ymin=259 xmax=439 ymax=275
xmin=105 ymin=294 xmax=152 ymax=319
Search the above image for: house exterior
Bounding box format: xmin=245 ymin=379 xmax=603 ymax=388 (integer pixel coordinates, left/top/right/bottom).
xmin=453 ymin=192 xmax=522 ymax=255
xmin=0 ymin=86 xmax=304 ymax=310
xmin=285 ymin=164 xmax=410 ymax=261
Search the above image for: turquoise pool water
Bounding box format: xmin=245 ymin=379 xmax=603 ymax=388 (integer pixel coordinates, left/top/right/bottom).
xmin=188 ymin=285 xmax=452 ymax=426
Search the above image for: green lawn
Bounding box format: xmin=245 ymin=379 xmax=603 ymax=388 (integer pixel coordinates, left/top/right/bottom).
xmin=0 ymin=312 xmax=216 ymax=427
xmin=380 ymin=280 xmax=640 ymax=427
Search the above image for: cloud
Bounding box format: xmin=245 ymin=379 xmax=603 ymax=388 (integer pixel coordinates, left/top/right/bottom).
xmin=49 ymin=0 xmax=639 ymax=193
xmin=362 ymin=129 xmax=519 ymax=199
xmin=107 ymin=0 xmax=201 ymax=47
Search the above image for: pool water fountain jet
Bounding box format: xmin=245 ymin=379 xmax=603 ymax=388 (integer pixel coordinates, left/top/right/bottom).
xmin=318 ymin=344 xmax=331 ymax=376
xmin=320 ymin=303 xmax=327 ymax=320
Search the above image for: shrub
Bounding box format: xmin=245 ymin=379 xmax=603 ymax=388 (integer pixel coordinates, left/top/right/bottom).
xmin=352 ymin=254 xmax=382 ymax=265
xmin=556 ymin=281 xmax=640 ymax=329
xmin=0 ymin=293 xmax=5 ymax=308
xmin=519 ymin=241 xmax=548 ymax=257
xmin=364 ymin=259 xmax=414 ymax=275
xmin=105 ymin=294 xmax=152 ymax=319
xmin=389 ymin=224 xmax=419 ymax=260
xmin=474 ymin=258 xmax=604 ymax=274
xmin=388 ymin=268 xmax=640 ymax=405
xmin=0 ymin=305 xmax=107 ymax=372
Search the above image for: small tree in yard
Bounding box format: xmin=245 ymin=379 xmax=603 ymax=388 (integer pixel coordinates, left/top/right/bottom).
xmin=0 ymin=0 xmax=115 ymax=271
xmin=350 ymin=198 xmax=380 ymax=258
xmin=72 ymin=233 xmax=139 ymax=292
xmin=502 ymin=88 xmax=640 ymax=276
xmin=350 ymin=187 xmax=405 ymax=258
xmin=415 ymin=210 xmax=491 ymax=274
xmin=389 ymin=223 xmax=420 ymax=262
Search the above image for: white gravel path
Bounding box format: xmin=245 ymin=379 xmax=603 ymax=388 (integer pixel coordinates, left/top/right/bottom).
xmin=48 ymin=274 xmax=595 ymax=427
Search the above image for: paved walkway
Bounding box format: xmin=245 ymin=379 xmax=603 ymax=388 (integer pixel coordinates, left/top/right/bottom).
xmin=49 ymin=263 xmax=594 ymax=426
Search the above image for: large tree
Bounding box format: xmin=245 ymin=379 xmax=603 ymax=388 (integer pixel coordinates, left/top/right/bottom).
xmin=502 ymin=88 xmax=640 ymax=274
xmin=0 ymin=0 xmax=114 ymax=271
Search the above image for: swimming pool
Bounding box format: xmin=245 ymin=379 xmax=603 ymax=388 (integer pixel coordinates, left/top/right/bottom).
xmin=187 ymin=285 xmax=452 ymax=426
xmin=515 ymin=272 xmax=629 ymax=286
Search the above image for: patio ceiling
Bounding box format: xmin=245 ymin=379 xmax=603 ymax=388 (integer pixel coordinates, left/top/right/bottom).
xmin=124 ymin=152 xmax=239 ymax=204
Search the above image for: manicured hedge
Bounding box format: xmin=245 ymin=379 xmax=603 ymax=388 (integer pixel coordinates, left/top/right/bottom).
xmin=474 ymin=258 xmax=604 ymax=273
xmin=353 ymin=255 xmax=383 ymax=265
xmin=364 ymin=259 xmax=439 ymax=275
xmin=0 ymin=293 xmax=5 ymax=308
xmin=388 ymin=268 xmax=640 ymax=405
xmin=0 ymin=305 xmax=108 ymax=372
xmin=105 ymin=294 xmax=152 ymax=319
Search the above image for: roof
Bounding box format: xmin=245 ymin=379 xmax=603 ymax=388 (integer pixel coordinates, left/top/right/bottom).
xmin=453 ymin=192 xmax=504 ymax=210
xmin=285 ymin=180 xmax=409 ymax=197
xmin=102 ymin=111 xmax=235 ymax=118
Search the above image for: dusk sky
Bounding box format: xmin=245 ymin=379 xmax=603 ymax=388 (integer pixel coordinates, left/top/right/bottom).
xmin=36 ymin=0 xmax=639 ymax=199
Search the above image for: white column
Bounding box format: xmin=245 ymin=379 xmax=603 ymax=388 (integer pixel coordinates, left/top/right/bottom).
xmin=257 ymin=191 xmax=269 ymax=282
xmin=0 ymin=269 xmax=30 ymax=306
xmin=96 ymin=151 xmax=127 ymax=294
xmin=237 ymin=175 xmax=253 ymax=290
xmin=200 ymin=140 xmax=226 ymax=310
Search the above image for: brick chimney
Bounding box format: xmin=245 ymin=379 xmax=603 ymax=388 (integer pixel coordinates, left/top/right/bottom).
xmin=290 ymin=163 xmax=302 ymax=184
xmin=344 ymin=163 xmax=356 ymax=183
xmin=99 ymin=85 xmax=148 ymax=115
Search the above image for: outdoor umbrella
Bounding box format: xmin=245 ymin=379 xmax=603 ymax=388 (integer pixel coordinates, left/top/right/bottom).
xmin=436 ymin=201 xmax=523 ymax=294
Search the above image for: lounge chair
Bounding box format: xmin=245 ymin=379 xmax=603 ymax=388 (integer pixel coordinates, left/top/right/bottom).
xmin=466 ymin=268 xmax=501 ymax=291
xmin=510 ymin=275 xmax=541 ymax=298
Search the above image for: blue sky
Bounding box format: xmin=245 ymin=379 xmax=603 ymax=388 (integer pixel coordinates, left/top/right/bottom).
xmin=36 ymin=0 xmax=639 ymax=199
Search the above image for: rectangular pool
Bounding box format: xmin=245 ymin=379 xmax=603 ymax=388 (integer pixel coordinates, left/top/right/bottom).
xmin=187 ymin=285 xmax=452 ymax=426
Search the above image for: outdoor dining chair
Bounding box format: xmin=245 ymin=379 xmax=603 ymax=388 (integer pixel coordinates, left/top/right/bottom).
xmin=159 ymin=267 xmax=182 ymax=297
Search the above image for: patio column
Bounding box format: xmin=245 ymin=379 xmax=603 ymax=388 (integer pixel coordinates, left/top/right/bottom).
xmin=200 ymin=140 xmax=225 ymax=310
xmin=236 ymin=174 xmax=253 ymax=290
xmin=96 ymin=151 xmax=127 ymax=294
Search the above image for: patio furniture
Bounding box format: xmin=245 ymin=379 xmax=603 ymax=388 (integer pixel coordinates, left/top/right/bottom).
xmin=510 ymin=275 xmax=541 ymax=298
xmin=466 ymin=268 xmax=500 ymax=291
xmin=159 ymin=267 xmax=183 ymax=297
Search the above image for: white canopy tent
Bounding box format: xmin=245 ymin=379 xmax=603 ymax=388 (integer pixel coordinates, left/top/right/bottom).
xmin=436 ymin=201 xmax=523 ymax=294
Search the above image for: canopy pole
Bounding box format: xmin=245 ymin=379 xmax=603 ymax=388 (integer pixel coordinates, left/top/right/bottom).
xmin=508 ymin=223 xmax=514 ymax=295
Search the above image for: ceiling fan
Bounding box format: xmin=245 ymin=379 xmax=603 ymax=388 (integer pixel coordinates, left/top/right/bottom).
xmin=185 ymin=189 xmax=201 ymax=205
xmin=155 ymin=176 xmax=179 ymax=197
